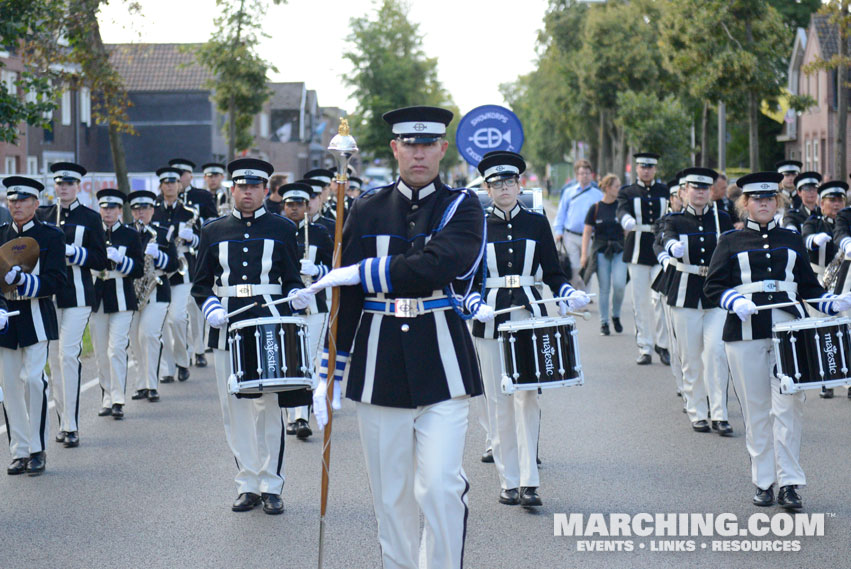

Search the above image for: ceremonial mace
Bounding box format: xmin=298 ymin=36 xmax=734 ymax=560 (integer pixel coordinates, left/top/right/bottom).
xmin=318 ymin=119 xmax=357 ymax=569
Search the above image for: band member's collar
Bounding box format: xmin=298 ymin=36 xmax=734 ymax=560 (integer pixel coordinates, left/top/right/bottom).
xmin=231 ymin=205 xmax=266 ymax=220
xmin=62 ymin=199 xmax=80 ymax=212
xmin=12 ymin=219 xmax=36 ymax=233
xmin=103 ymin=221 xmax=122 ymax=231
xmin=637 ymin=180 xmax=651 ymax=189
xmin=396 ymin=178 xmax=436 ymax=202
xmin=685 ymin=204 xmax=709 ymax=216
xmin=297 ymin=219 xmax=307 ymax=230
xmin=745 ymin=218 xmax=776 ymax=231
xmin=492 ymin=202 xmax=522 ymax=221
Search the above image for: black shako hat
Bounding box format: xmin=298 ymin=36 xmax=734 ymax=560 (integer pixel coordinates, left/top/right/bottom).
xmin=477 ymin=151 xmax=526 ymax=182
xmin=169 ymin=158 xmax=196 ymax=173
xmin=97 ymin=188 xmax=126 ymax=207
xmin=818 ymin=180 xmax=848 ymax=199
xmin=50 ymin=161 xmax=87 ymax=183
xmin=3 ymin=176 xmax=44 ymax=200
xmin=279 ymin=182 xmax=313 ymax=202
xmin=775 ymin=160 xmax=802 ymax=175
xmin=228 ymin=158 xmax=274 ymax=185
xmin=382 ymin=106 xmax=454 ymax=144
xmin=737 ymin=172 xmax=783 ymax=198
xmin=680 ymin=167 xmax=718 ymax=189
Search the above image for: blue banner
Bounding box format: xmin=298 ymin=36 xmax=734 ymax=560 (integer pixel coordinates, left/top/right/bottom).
xmin=456 ymin=105 xmax=524 ymax=167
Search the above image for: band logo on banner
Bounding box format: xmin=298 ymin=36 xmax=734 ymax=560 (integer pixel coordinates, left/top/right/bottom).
xmin=456 ymin=105 xmax=525 ymax=167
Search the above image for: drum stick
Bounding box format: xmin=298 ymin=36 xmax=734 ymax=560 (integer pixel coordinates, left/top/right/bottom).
xmin=260 ymin=293 xmax=298 ymax=309
xmin=739 ymin=298 xmax=840 ymax=314
xmin=225 ymin=302 xmax=257 ymax=319
xmin=4 ymin=311 xmax=20 ymax=317
xmin=492 ymin=294 xmax=596 ymax=318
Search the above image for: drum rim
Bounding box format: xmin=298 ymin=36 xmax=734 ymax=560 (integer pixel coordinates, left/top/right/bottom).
xmin=228 ymin=315 xmax=309 ymax=330
xmin=772 ymin=315 xmax=851 ymax=332
xmin=497 ymin=316 xmax=576 ymax=332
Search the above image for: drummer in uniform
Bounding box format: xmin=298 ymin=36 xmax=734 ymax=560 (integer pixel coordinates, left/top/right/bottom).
xmin=279 ymin=182 xmax=333 ymax=439
xmin=782 ymin=171 xmax=822 ymax=233
xmin=1 ymin=176 xmax=67 ymax=475
xmin=90 ymin=189 xmax=144 ymax=419
xmin=466 ymin=151 xmax=590 ymax=508
xmin=127 ymin=190 xmax=178 ymax=403
xmin=661 ymin=168 xmax=734 ymax=435
xmin=704 ymin=172 xmax=851 ymax=510
xmin=192 ymin=157 xmax=307 ymax=515
xmin=616 ymin=152 xmax=670 ymax=365
xmin=38 ymin=162 xmax=108 ymax=449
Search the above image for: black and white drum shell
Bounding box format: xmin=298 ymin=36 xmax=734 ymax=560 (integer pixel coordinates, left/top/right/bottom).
xmin=227 ymin=316 xmax=315 ymax=395
xmin=772 ymin=316 xmax=851 ymax=394
xmin=497 ymin=316 xmax=583 ymax=393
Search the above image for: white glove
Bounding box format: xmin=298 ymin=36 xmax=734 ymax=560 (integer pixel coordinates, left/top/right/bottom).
xmin=661 ymin=257 xmax=670 ymax=270
xmin=331 ymin=380 xmax=342 ymax=410
xmin=4 ymin=266 xmax=23 ymax=286
xmin=106 ymin=247 xmax=124 ymax=264
xmin=307 ymin=264 xmax=361 ymax=292
xmin=669 ymin=241 xmax=685 ymax=258
xmin=0 ymin=309 xmax=8 ymax=330
xmin=831 ymin=293 xmax=851 ymax=313
xmin=472 ymin=303 xmax=495 ymax=323
xmin=290 ymin=288 xmax=312 ymax=311
xmin=565 ymin=290 xmax=591 ymax=310
xmin=206 ymin=307 xmax=227 ymax=329
xmin=843 ymin=242 xmax=851 ymax=258
xmin=313 ymin=378 xmax=329 ymax=430
xmin=300 ymin=259 xmax=319 ymax=277
xmin=65 ymin=244 xmax=75 ymax=257
xmin=813 ymin=233 xmax=831 ymax=248
xmin=178 ymin=227 xmax=195 ymax=241
xmin=145 ymin=242 xmax=160 ymax=257
xmin=622 ymin=216 xmax=636 ymax=231
xmin=558 ymin=300 xmax=569 ymax=316
xmin=732 ymin=297 xmax=757 ymax=322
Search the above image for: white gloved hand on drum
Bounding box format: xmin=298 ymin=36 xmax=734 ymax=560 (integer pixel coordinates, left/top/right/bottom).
xmin=731 ymin=297 xmax=757 ymax=322
xmin=290 ymin=288 xmax=313 ymax=311
xmin=308 ymin=264 xmax=361 ymax=292
xmin=813 ymin=232 xmax=831 ymax=248
xmin=558 ymin=300 xmax=570 ymax=316
xmin=565 ymin=289 xmax=591 ymax=311
xmin=472 ymin=303 xmax=495 ymax=323
xmin=313 ymin=378 xmax=329 ymax=430
xmin=206 ymin=307 xmax=227 ymax=329
xmin=830 ymin=293 xmax=851 ymax=313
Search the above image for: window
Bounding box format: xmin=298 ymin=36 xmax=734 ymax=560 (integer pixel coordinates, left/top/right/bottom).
xmin=80 ymin=87 xmax=91 ymax=126
xmin=813 ymin=139 xmax=819 ymax=172
xmin=805 ymin=140 xmax=812 ymax=171
xmin=4 ymin=157 xmax=17 ymax=175
xmin=1 ymin=70 xmax=16 ymax=95
xmin=43 ymin=120 xmax=54 ymax=143
xmin=61 ymin=89 xmax=71 ymax=126
xmin=26 ymin=156 xmax=38 ymax=175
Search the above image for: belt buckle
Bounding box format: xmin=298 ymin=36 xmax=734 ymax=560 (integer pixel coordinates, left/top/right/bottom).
xmin=394 ymin=298 xmax=418 ymax=318
xmin=505 ymin=275 xmax=521 ymax=288
xmin=763 ymin=281 xmax=777 ymax=293
xmin=698 ymin=266 xmax=709 ymax=277
xmin=236 ymin=284 xmax=253 ymax=298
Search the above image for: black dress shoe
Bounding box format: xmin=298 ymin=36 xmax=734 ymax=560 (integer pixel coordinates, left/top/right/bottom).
xmin=481 ymin=448 xmax=494 ymax=463
xmin=711 ymin=420 xmax=733 ymax=436
xmin=147 ymin=389 xmax=160 ymax=402
xmin=111 ymin=404 xmax=124 ymax=420
xmin=537 ymin=456 xmax=542 ymax=466
xmin=636 ymin=353 xmax=651 ymax=365
xmin=195 ymin=354 xmax=207 ymax=368
xmin=819 ymin=387 xmax=834 ymax=398
xmin=232 ymin=492 xmax=262 ymax=512
xmin=520 ymin=486 xmax=542 ymax=507
xmin=131 ymin=389 xmax=148 ymax=400
xmin=177 ymin=366 xmax=190 ymax=382
xmin=98 ymin=406 xmax=113 ymax=417
xmin=691 ymin=420 xmax=710 ymax=433
xmin=778 ymin=485 xmax=802 ymax=509
xmin=63 ymin=431 xmax=79 ymax=447
xmin=261 ymin=493 xmax=284 ymax=515
xmin=295 ymin=418 xmax=312 ymax=440
xmin=600 ymin=323 xmax=610 ymax=336
xmin=7 ymin=458 xmax=28 ymax=475
xmin=205 ymin=347 xmax=213 ymax=354
xmin=499 ymin=488 xmax=520 ymax=505
xmin=612 ymin=317 xmax=623 ymax=333
xmin=161 ymin=375 xmax=174 ymax=384
xmin=55 ymin=431 xmax=67 ymax=443
xmin=26 ymin=452 xmax=46 ymax=476
xmin=753 ymin=485 xmax=774 ymax=507
xmin=657 ymin=347 xmax=671 ymax=366
xmin=286 ymin=422 xmax=297 ymax=436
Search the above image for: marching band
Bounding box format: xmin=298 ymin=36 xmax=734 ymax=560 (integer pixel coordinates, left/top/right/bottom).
xmin=5 ymin=104 xmax=851 ymax=568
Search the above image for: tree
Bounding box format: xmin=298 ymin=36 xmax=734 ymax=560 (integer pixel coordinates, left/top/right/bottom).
xmin=194 ymin=0 xmax=285 ymax=163
xmin=343 ymin=0 xmax=456 ymax=168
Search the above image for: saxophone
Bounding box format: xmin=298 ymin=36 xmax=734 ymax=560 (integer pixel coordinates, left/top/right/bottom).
xmin=823 ymin=249 xmax=847 ymax=294
xmin=172 ymin=202 xmax=199 ymax=277
xmin=135 ymin=223 xmax=163 ymax=306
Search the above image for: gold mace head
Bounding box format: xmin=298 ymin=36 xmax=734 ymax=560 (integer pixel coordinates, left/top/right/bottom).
xmin=338 ymin=118 xmax=350 ymax=136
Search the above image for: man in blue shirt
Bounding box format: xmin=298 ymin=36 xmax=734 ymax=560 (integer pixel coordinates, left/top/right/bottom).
xmin=553 ymin=159 xmax=602 ymax=290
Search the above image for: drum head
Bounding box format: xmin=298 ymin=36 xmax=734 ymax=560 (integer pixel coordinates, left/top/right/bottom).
xmin=498 ymin=316 xmax=576 ymax=333
xmin=772 ymin=315 xmax=851 ymax=333
xmin=0 ymin=237 xmax=40 ymax=294
xmin=229 ymin=315 xmax=308 ymax=330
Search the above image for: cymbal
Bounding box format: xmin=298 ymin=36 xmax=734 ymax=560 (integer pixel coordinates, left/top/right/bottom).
xmin=0 ymin=237 xmax=40 ymax=294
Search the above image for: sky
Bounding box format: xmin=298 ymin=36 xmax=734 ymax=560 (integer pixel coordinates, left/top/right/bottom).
xmin=97 ymin=0 xmax=549 ymax=115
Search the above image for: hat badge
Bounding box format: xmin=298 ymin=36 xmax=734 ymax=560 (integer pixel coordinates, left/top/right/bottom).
xmin=495 ymin=166 xmax=505 ymax=171
xmin=61 ymin=171 xmax=70 ymax=177
xmin=760 ymin=183 xmax=770 ymax=189
xmin=244 ymin=169 xmax=254 ymax=176
xmin=413 ymin=123 xmax=426 ymax=132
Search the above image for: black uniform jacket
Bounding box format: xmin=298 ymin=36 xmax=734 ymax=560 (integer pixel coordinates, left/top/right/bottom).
xmin=616 ymin=180 xmax=669 ymax=265
xmin=153 ymin=200 xmax=199 ymax=287
xmin=93 ymin=222 xmax=144 ymax=313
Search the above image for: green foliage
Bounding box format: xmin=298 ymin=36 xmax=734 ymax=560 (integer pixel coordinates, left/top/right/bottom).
xmin=768 ymin=0 xmax=821 ymax=31
xmin=343 ymin=0 xmax=456 ymax=166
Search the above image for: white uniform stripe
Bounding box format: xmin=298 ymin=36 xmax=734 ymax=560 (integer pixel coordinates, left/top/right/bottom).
xmin=376 ymin=235 xmax=391 ymax=258
xmin=631 ymin=197 xmax=642 ymax=265
xmin=486 ymin=243 xmax=498 ymax=277
xmin=116 ymin=245 xmax=128 ymax=312
xmin=377 ymin=256 xmax=389 ymax=292
xmin=260 ymin=239 xmax=273 ymax=285
xmin=736 ymin=251 xmax=753 ymax=341
xmin=483 ymin=288 xmax=499 ymax=338
xmin=73 ymin=225 xmax=86 ymax=306
xmin=433 ymin=311 xmax=466 ymax=398
xmin=218 ymin=242 xmax=230 ymax=286
xmin=675 ymin=232 xmax=689 ymax=307
xmin=360 ymin=315 xmax=383 ymax=403
xmin=217 ymin=297 xmax=229 ymax=350
xmin=32 ymin=298 xmax=46 ymax=342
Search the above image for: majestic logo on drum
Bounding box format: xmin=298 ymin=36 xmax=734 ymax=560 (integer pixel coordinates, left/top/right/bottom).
xmin=264 ymin=329 xmax=279 ymax=375
xmin=541 ymin=334 xmax=556 ymax=376
xmin=823 ymin=332 xmax=838 ymax=375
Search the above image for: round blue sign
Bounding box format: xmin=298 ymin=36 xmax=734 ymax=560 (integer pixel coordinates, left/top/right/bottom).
xmin=456 ymin=105 xmax=524 ymax=167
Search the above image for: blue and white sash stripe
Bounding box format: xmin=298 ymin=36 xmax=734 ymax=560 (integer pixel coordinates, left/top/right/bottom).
xmin=720 ymin=289 xmax=746 ymax=311
xmin=154 ymin=251 xmax=168 ymax=270
xmin=657 ymin=251 xmax=670 ymax=264
xmin=316 ymin=263 xmax=329 ymax=279
xmin=17 ymin=273 xmax=40 ymax=298
xmin=558 ymin=283 xmax=574 ymax=298
xmin=805 ymin=234 xmax=816 ymax=250
xmin=318 ymin=348 xmax=350 ymax=381
xmin=69 ymin=245 xmax=87 ymax=266
xmin=359 ymin=256 xmax=393 ymax=294
xmin=117 ymin=257 xmax=134 ymax=275
xmin=817 ymin=292 xmax=838 ymax=315
xmin=202 ymin=296 xmax=223 ymax=318
xmin=664 ymin=239 xmax=679 ymax=257
xmin=464 ymin=292 xmax=482 ymax=312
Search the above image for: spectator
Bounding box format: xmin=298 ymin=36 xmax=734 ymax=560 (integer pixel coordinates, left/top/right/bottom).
xmin=553 ymin=159 xmax=602 ymax=290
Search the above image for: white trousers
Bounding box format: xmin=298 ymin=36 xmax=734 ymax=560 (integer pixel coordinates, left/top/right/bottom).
xmin=662 ymin=302 xmax=684 ymax=394
xmin=628 ymin=264 xmax=667 ymax=354
xmin=670 ymin=307 xmax=729 ymax=422
xmin=286 ymin=312 xmax=326 ymax=422
xmin=90 ymin=308 xmax=134 ymax=407
xmin=564 ymin=232 xmax=586 ymax=290
xmin=48 ymin=306 xmax=91 ymax=432
xmin=214 ymin=349 xmax=286 ymax=495
xmin=725 ymin=311 xmax=806 ymax=489
xmin=474 ymin=336 xmax=540 ymax=489
xmin=356 ymin=399 xmax=470 ymax=569
xmin=187 ymin=293 xmax=206 ymax=357
xmin=128 ymin=301 xmax=169 ymax=391
xmin=161 ymin=283 xmax=190 ymax=375
xmin=1 ymin=342 xmax=50 ymax=458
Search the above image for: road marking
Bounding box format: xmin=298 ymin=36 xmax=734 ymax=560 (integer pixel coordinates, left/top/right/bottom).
xmin=0 ymin=377 xmax=100 ymax=436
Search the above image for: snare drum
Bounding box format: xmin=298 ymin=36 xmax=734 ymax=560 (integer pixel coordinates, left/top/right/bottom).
xmin=772 ymin=316 xmax=851 ymax=394
xmin=227 ymin=316 xmax=315 ymax=395
xmin=497 ymin=316 xmax=583 ymax=394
